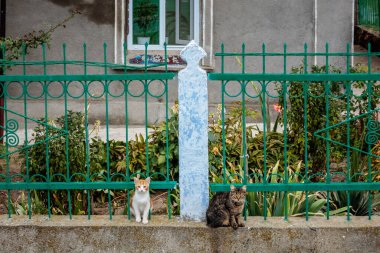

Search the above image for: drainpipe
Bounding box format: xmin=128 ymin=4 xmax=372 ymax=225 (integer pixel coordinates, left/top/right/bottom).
xmin=0 ymin=0 xmax=5 ymax=143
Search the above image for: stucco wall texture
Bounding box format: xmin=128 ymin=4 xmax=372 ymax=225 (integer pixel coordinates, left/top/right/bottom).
xmin=5 ymin=0 xmax=354 ymax=124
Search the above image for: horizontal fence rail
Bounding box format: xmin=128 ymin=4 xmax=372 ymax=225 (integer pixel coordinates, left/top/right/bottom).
xmin=0 ymin=73 xmax=175 ymax=82
xmin=0 ymin=42 xmax=177 ymax=220
xmin=208 ymin=43 xmax=380 ymax=221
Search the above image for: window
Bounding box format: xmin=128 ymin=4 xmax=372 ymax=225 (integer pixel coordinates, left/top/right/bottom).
xmin=128 ymin=0 xmax=199 ymax=50
xmin=115 ymin=0 xmax=213 ymax=68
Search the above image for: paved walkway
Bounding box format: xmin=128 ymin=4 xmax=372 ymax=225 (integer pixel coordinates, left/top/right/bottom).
xmin=15 ymin=123 xmax=278 ymax=144
xmin=15 ymin=125 xmax=150 ymax=145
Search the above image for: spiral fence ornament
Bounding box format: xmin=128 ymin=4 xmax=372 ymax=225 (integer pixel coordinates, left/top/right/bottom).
xmin=3 ymin=119 xmax=20 ymax=147
xmin=367 ymin=119 xmax=379 ymax=132
xmin=365 ymin=120 xmax=380 ymax=145
xmin=6 ymin=119 xmax=19 ymax=132
xmin=6 ymin=132 xmax=19 ymax=147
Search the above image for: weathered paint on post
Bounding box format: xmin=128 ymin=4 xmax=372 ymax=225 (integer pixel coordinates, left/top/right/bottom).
xmin=178 ymin=41 xmax=209 ymax=221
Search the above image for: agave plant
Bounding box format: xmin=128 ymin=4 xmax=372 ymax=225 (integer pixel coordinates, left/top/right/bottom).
xmin=247 ymin=161 xmax=327 ymax=217
xmin=320 ymin=190 xmax=380 ymax=216
xmin=371 ymin=140 xmax=380 ymax=181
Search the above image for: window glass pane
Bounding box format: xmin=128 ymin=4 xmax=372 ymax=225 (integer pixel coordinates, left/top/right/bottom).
xmin=178 ymin=0 xmax=191 ymax=41
xmin=133 ymin=0 xmax=160 ymax=45
xmin=165 ymin=0 xmax=176 ymax=44
xmin=165 ymin=0 xmax=193 ymax=45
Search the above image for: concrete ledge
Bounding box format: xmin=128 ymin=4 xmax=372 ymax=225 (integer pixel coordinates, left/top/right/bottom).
xmin=1 ymin=215 xmax=380 ymax=253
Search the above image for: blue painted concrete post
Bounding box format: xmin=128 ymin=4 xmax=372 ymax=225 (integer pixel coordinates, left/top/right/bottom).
xmin=178 ymin=41 xmax=209 ymax=221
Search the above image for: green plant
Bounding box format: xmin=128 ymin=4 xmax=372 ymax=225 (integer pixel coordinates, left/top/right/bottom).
xmin=278 ymin=65 xmax=348 ymax=176
xmin=348 ymin=65 xmax=380 ymax=179
xmin=21 ymin=90 xmax=377 ymax=217
xmin=1 ymin=10 xmax=80 ymax=63
xmin=247 ymin=131 xmax=299 ymax=177
xmin=235 ymin=57 xmax=274 ymax=132
xmin=134 ymin=0 xmax=159 ymax=37
xmin=149 ymin=104 xmax=179 ymax=180
xmin=23 ymin=111 xmax=89 ymax=214
xmin=319 ymin=191 xmax=380 ymax=216
xmin=208 ymin=102 xmax=257 ymax=183
xmin=372 ymin=140 xmax=380 ymax=181
xmin=208 ymin=102 xmax=299 ymax=183
xmin=115 ymin=104 xmax=179 ymax=214
xmin=113 ymin=103 xmax=179 ymax=181
xmin=247 ymin=160 xmax=327 ymax=217
xmin=169 ymin=188 xmax=180 ymax=215
xmin=10 ymin=191 xmax=46 ymax=215
xmin=277 ymin=64 xmax=379 ymax=180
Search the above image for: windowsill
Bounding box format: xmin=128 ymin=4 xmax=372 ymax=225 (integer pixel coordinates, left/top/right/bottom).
xmin=127 ymin=45 xmax=188 ymax=51
xmin=112 ymin=49 xmax=215 ymax=72
xmin=110 ymin=64 xmax=214 ymax=72
xmin=110 ymin=64 xmax=185 ymax=72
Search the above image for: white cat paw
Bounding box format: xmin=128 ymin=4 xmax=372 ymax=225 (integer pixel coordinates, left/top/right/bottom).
xmin=142 ymin=219 xmax=148 ymax=224
xmin=136 ymin=218 xmax=141 ymax=223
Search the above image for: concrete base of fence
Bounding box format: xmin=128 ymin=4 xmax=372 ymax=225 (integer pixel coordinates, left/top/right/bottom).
xmin=0 ymin=215 xmax=379 ymax=253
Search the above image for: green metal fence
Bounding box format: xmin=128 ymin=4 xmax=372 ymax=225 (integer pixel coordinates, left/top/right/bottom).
xmin=209 ymin=43 xmax=380 ymax=221
xmin=358 ymin=0 xmax=380 ymax=32
xmin=0 ymin=42 xmax=176 ymax=219
xmin=2 ymin=41 xmax=380 ymax=222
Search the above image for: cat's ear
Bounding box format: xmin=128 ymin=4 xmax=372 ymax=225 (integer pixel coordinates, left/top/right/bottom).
xmin=145 ymin=177 xmax=151 ymax=184
xmin=241 ymin=185 xmax=247 ymax=192
xmin=134 ymin=177 xmax=139 ymax=183
xmin=230 ymin=185 xmax=236 ymax=191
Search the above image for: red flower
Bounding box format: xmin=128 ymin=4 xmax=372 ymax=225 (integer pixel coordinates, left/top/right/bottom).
xmin=273 ymin=104 xmax=282 ymax=112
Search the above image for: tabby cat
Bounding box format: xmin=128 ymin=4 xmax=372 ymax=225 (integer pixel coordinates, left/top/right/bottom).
xmin=131 ymin=176 xmax=152 ymax=224
xmin=206 ymin=185 xmax=247 ymax=229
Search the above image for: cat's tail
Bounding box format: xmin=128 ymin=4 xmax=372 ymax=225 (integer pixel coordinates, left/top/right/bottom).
xmin=206 ymin=215 xmax=210 ymax=225
xmin=206 ymin=220 xmax=220 ymax=228
xmin=206 ymin=211 xmax=213 ymax=226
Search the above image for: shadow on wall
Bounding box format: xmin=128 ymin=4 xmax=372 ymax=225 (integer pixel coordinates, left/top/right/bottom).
xmin=47 ymin=0 xmax=114 ymax=25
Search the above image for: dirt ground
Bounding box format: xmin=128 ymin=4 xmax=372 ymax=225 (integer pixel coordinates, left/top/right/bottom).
xmin=0 ymin=153 xmax=24 ymax=215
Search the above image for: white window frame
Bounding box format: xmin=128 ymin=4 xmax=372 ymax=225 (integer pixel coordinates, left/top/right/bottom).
xmin=175 ymin=0 xmax=194 ymax=45
xmin=115 ymin=0 xmax=213 ymax=68
xmin=127 ymin=0 xmax=199 ymax=50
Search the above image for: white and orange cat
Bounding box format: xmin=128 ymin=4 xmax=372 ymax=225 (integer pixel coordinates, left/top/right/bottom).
xmin=131 ymin=176 xmax=152 ymax=224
